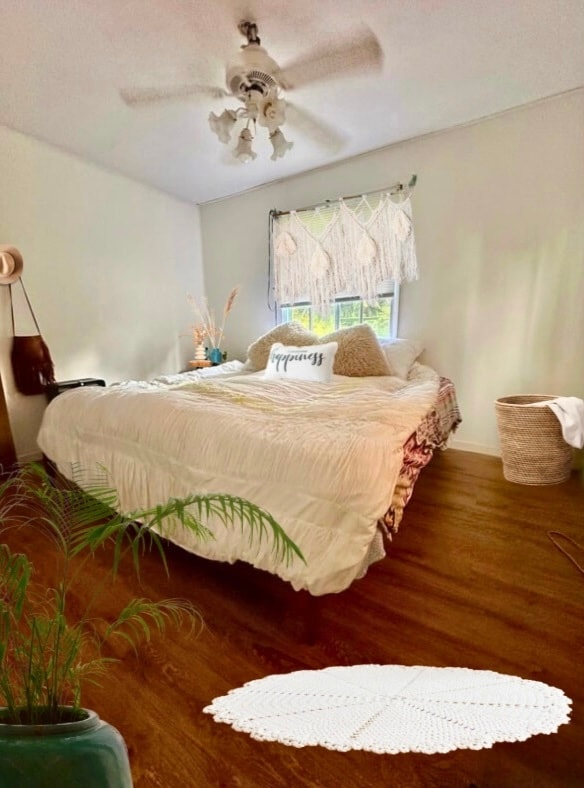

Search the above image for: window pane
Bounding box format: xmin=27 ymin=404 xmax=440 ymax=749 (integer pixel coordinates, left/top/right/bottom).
xmin=362 ymin=298 xmax=392 ymax=338
xmin=288 ymin=306 xmax=311 ymax=331
xmin=338 ymin=301 xmax=362 ymax=329
xmin=280 ymin=307 xmax=291 ymax=323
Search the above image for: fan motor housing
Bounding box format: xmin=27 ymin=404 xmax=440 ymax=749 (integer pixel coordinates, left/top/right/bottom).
xmin=226 ymin=44 xmax=281 ymax=99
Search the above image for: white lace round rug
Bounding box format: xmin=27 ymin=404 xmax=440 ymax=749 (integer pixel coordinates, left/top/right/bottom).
xmin=203 ymin=665 xmax=571 ymax=754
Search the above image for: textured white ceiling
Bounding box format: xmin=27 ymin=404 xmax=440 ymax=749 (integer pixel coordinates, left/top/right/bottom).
xmin=1 ymin=0 xmax=583 ymax=205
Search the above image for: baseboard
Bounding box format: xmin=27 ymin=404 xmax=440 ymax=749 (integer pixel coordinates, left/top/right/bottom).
xmin=449 ymin=439 xmax=500 ymax=457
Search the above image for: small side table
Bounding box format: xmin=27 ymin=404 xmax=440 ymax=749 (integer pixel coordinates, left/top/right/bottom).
xmin=45 ymin=378 xmax=106 ymax=402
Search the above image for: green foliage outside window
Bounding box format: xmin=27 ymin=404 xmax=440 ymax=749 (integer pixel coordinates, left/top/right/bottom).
xmin=281 ymin=296 xmax=393 ymax=338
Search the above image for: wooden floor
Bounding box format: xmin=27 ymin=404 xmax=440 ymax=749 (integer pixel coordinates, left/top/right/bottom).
xmin=6 ymin=450 xmax=584 ymax=787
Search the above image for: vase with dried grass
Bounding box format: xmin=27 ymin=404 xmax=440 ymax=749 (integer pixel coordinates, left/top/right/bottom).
xmin=187 ymin=287 xmax=239 ymax=366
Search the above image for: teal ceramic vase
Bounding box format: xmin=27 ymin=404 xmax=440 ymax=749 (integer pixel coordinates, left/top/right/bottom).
xmin=209 ymin=347 xmax=223 ymax=365
xmin=0 ymin=707 xmax=133 ymax=787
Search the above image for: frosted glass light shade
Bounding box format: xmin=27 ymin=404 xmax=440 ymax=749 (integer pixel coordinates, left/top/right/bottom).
xmin=208 ymin=110 xmax=237 ymax=144
xmin=270 ymin=128 xmax=293 ymax=161
xmin=233 ymin=128 xmax=257 ymax=163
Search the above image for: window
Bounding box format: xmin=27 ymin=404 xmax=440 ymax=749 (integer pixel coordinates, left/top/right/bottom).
xmin=271 ymin=185 xmax=416 ymax=340
xmin=278 ymin=289 xmax=399 ymax=339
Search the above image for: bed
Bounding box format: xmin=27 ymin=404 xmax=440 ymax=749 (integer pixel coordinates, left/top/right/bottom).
xmin=37 ymin=326 xmax=461 ymax=597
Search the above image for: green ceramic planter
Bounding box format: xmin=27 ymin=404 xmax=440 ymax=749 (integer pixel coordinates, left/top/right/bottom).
xmin=0 ymin=707 xmax=132 ymax=787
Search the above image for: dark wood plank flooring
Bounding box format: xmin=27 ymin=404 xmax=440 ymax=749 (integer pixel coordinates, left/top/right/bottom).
xmin=5 ymin=450 xmax=584 ymax=787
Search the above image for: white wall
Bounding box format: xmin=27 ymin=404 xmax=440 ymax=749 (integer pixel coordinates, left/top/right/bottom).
xmin=200 ymin=90 xmax=584 ymax=457
xmin=0 ymin=126 xmax=204 ymax=461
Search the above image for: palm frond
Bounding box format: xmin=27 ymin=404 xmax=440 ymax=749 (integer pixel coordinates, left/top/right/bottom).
xmin=103 ymin=598 xmax=202 ymax=652
xmin=137 ymin=493 xmax=305 ymax=567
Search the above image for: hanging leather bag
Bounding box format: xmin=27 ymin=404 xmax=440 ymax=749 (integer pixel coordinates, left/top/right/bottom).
xmin=9 ymin=280 xmax=56 ymax=396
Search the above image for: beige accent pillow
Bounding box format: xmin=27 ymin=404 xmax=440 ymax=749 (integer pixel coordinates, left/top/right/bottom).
xmin=380 ymin=338 xmax=425 ymax=379
xmin=320 ymin=324 xmax=392 ymax=377
xmin=245 ymin=322 xmax=318 ymax=371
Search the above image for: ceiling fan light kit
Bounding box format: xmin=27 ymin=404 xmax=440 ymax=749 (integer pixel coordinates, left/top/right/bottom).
xmin=208 ymin=98 xmax=293 ymax=163
xmin=207 ymin=22 xmax=295 ymax=163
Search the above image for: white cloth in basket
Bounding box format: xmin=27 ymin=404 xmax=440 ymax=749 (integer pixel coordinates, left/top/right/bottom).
xmin=542 ymin=397 xmax=584 ymax=449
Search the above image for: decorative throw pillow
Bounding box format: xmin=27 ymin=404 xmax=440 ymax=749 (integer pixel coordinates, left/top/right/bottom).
xmin=320 ymin=324 xmax=392 ymax=377
xmin=245 ymin=322 xmax=318 ymax=371
xmin=380 ymin=338 xmax=424 ymax=379
xmin=264 ymin=342 xmax=338 ymax=383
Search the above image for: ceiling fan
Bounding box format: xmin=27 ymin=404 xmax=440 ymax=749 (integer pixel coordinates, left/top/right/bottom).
xmin=120 ymin=21 xmax=383 ymax=163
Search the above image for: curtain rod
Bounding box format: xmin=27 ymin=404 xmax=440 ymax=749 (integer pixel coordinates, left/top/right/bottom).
xmin=271 ymin=174 xmax=417 ymax=218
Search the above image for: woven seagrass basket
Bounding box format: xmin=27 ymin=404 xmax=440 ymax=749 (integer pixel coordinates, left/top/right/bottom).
xmin=495 ymin=395 xmax=573 ymax=485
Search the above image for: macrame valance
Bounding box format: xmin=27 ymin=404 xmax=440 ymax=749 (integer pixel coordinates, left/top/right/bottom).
xmin=271 ymin=190 xmax=418 ymax=312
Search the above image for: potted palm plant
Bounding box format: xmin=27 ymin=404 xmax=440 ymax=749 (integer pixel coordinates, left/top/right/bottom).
xmin=0 ymin=462 xmax=302 ymax=787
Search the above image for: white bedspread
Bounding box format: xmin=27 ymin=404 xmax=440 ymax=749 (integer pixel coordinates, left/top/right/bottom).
xmin=37 ymin=363 xmax=439 ymax=595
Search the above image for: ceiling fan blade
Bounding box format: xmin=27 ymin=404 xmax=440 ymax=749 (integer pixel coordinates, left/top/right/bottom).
xmin=120 ymin=84 xmax=228 ymax=106
xmin=277 ymin=27 xmax=383 ymax=91
xmin=285 ymin=102 xmax=346 ymax=153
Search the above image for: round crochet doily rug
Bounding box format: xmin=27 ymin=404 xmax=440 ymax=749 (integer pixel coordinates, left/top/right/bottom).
xmin=203 ymin=665 xmax=571 ymax=754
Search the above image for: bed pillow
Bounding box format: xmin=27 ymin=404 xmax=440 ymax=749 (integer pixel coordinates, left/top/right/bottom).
xmin=319 ymin=324 xmax=392 ymax=377
xmin=380 ymin=338 xmax=424 ymax=379
xmin=264 ymin=342 xmax=338 ymax=383
xmin=245 ymin=322 xmax=319 ymax=371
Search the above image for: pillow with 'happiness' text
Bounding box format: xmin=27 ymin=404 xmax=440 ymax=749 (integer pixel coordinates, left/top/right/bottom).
xmin=264 ymin=341 xmax=338 ymax=383
xmin=245 ymin=322 xmax=318 ymax=371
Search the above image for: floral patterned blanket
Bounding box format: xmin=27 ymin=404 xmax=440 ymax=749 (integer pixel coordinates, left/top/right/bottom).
xmin=382 ymin=377 xmax=462 ymax=534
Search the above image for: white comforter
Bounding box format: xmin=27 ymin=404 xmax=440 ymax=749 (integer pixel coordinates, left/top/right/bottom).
xmin=37 ymin=362 xmax=439 ymax=595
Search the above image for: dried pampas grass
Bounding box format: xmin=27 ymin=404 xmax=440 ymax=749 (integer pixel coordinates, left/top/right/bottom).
xmin=187 ymin=286 xmax=240 ymax=350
